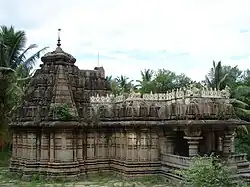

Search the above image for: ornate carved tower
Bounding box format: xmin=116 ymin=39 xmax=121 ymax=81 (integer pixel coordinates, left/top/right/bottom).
xmin=9 ymin=30 xmax=111 ymax=179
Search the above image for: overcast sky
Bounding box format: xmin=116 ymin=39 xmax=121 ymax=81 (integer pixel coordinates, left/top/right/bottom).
xmin=1 ymin=0 xmax=250 ymax=81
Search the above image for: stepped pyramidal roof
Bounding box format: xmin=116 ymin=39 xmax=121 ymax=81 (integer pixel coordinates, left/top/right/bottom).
xmin=11 ymin=31 xmax=111 ymax=127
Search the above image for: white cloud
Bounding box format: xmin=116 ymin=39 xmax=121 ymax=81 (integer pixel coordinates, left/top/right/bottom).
xmin=1 ymin=0 xmax=250 ymax=81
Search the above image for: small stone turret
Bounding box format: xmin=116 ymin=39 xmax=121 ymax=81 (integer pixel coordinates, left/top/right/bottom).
xmin=41 ymin=29 xmax=76 ymax=65
xmin=41 ymin=46 xmax=76 ymax=64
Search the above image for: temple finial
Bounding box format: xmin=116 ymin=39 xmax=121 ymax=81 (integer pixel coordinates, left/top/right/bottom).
xmin=57 ymin=28 xmax=61 ymax=47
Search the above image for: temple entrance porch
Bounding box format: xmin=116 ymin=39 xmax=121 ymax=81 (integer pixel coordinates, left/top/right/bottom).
xmin=161 ymin=123 xmax=237 ymax=159
xmin=159 ymin=123 xmax=250 ymax=180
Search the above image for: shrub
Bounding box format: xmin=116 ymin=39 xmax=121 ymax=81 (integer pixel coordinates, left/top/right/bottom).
xmin=53 ymin=104 xmax=74 ymax=121
xmin=177 ymin=155 xmax=247 ymax=187
xmin=235 ymin=128 xmax=250 ymax=160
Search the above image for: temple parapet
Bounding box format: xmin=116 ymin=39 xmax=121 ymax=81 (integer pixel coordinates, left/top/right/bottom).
xmin=90 ymin=85 xmax=231 ymax=104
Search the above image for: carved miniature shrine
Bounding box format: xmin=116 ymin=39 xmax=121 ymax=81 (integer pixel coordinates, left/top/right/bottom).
xmin=9 ymin=39 xmax=250 ymax=181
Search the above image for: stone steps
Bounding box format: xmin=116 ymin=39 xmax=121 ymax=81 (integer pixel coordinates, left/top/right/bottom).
xmin=237 ymin=162 xmax=250 ymax=169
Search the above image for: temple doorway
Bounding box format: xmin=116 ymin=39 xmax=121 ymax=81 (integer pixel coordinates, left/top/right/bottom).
xmin=174 ymin=131 xmax=189 ymax=156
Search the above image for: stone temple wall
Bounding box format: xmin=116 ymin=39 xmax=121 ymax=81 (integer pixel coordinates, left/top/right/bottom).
xmin=11 ymin=127 xmax=162 ymax=178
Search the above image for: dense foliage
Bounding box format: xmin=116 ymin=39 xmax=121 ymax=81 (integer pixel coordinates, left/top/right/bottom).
xmin=178 ymin=155 xmax=248 ymax=187
xmin=0 ymin=25 xmax=48 ymax=147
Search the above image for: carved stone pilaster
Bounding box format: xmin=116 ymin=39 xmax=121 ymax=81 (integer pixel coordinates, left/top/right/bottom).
xmin=158 ymin=130 xmax=167 ymax=154
xmin=214 ymin=132 xmax=223 ymax=152
xmin=222 ymin=129 xmax=235 ymax=157
xmin=184 ymin=136 xmax=203 ymax=157
xmin=184 ymin=127 xmax=203 ymax=157
xmin=231 ymin=132 xmax=236 ymax=153
xmin=49 ymin=132 xmax=55 ymax=162
xmin=218 ymin=137 xmax=223 ymax=152
xmin=40 ymin=131 xmax=49 ymax=165
xmin=222 ymin=134 xmax=233 ymax=157
xmin=125 ymin=128 xmax=135 ymax=161
xmin=166 ymin=135 xmax=175 ymax=154
xmin=165 ymin=131 xmax=175 ymax=154
xmin=120 ymin=128 xmax=126 ymax=161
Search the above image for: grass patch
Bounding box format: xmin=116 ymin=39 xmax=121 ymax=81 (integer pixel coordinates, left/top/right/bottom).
xmin=0 ymin=169 xmax=169 ymax=187
xmin=129 ymin=175 xmax=165 ymax=184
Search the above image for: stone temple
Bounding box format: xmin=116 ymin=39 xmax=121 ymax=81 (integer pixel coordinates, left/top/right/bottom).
xmin=9 ymin=38 xmax=250 ymax=181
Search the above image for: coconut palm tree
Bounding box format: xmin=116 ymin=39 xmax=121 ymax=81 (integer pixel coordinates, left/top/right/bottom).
xmin=115 ymin=75 xmax=135 ymax=94
xmin=136 ymin=69 xmax=154 ymax=93
xmin=231 ymin=85 xmax=250 ymax=122
xmin=205 ymin=61 xmax=238 ymax=90
xmin=0 ymin=26 xmax=48 ymax=71
xmin=204 ymin=61 xmax=250 ymax=132
xmin=0 ymin=25 xmax=48 ymax=98
xmin=0 ymin=25 xmax=48 ymax=148
xmin=105 ymin=75 xmax=120 ymax=96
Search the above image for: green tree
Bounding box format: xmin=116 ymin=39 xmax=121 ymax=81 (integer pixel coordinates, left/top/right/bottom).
xmin=205 ymin=61 xmax=239 ymax=90
xmin=174 ymin=73 xmax=192 ymax=89
xmin=105 ymin=75 xmax=120 ymax=96
xmin=231 ymin=70 xmax=250 ymax=157
xmin=151 ymin=69 xmax=192 ymax=93
xmin=0 ymin=25 xmax=47 ymax=146
xmin=136 ymin=69 xmax=155 ymax=93
xmin=235 ymin=128 xmax=250 ymax=160
xmin=204 ymin=62 xmax=250 ymax=160
xmin=0 ymin=26 xmax=48 ymax=71
xmin=115 ymin=75 xmax=135 ymax=94
xmin=204 ymin=61 xmax=250 ymax=128
xmin=229 ymin=70 xmax=250 ymax=132
xmin=153 ymin=69 xmax=176 ymax=92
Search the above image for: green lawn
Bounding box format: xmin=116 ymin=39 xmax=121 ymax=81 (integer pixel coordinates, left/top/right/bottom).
xmin=0 ymin=168 xmax=171 ymax=187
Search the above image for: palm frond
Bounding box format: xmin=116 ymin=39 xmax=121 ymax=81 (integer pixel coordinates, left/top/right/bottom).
xmin=214 ymin=61 xmax=222 ymax=89
xmin=233 ymin=85 xmax=250 ymax=98
xmin=234 ymin=107 xmax=250 ymax=121
xmin=0 ymin=67 xmax=15 ymax=73
xmin=22 ymin=46 xmax=48 ymax=70
xmin=7 ymin=31 xmax=26 ymax=65
xmin=205 ymin=75 xmax=213 ymax=87
xmin=17 ymin=76 xmax=32 ymax=82
xmin=237 ymin=125 xmax=249 ymax=134
xmin=218 ymin=72 xmax=230 ymax=89
xmin=136 ymin=80 xmax=142 ymax=84
xmin=16 ymin=44 xmax=37 ymax=67
xmin=230 ymin=99 xmax=248 ymax=108
xmin=0 ymin=26 xmax=26 ymax=68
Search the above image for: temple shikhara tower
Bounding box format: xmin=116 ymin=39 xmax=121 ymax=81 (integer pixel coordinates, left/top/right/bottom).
xmin=9 ymin=34 xmax=250 ymax=181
